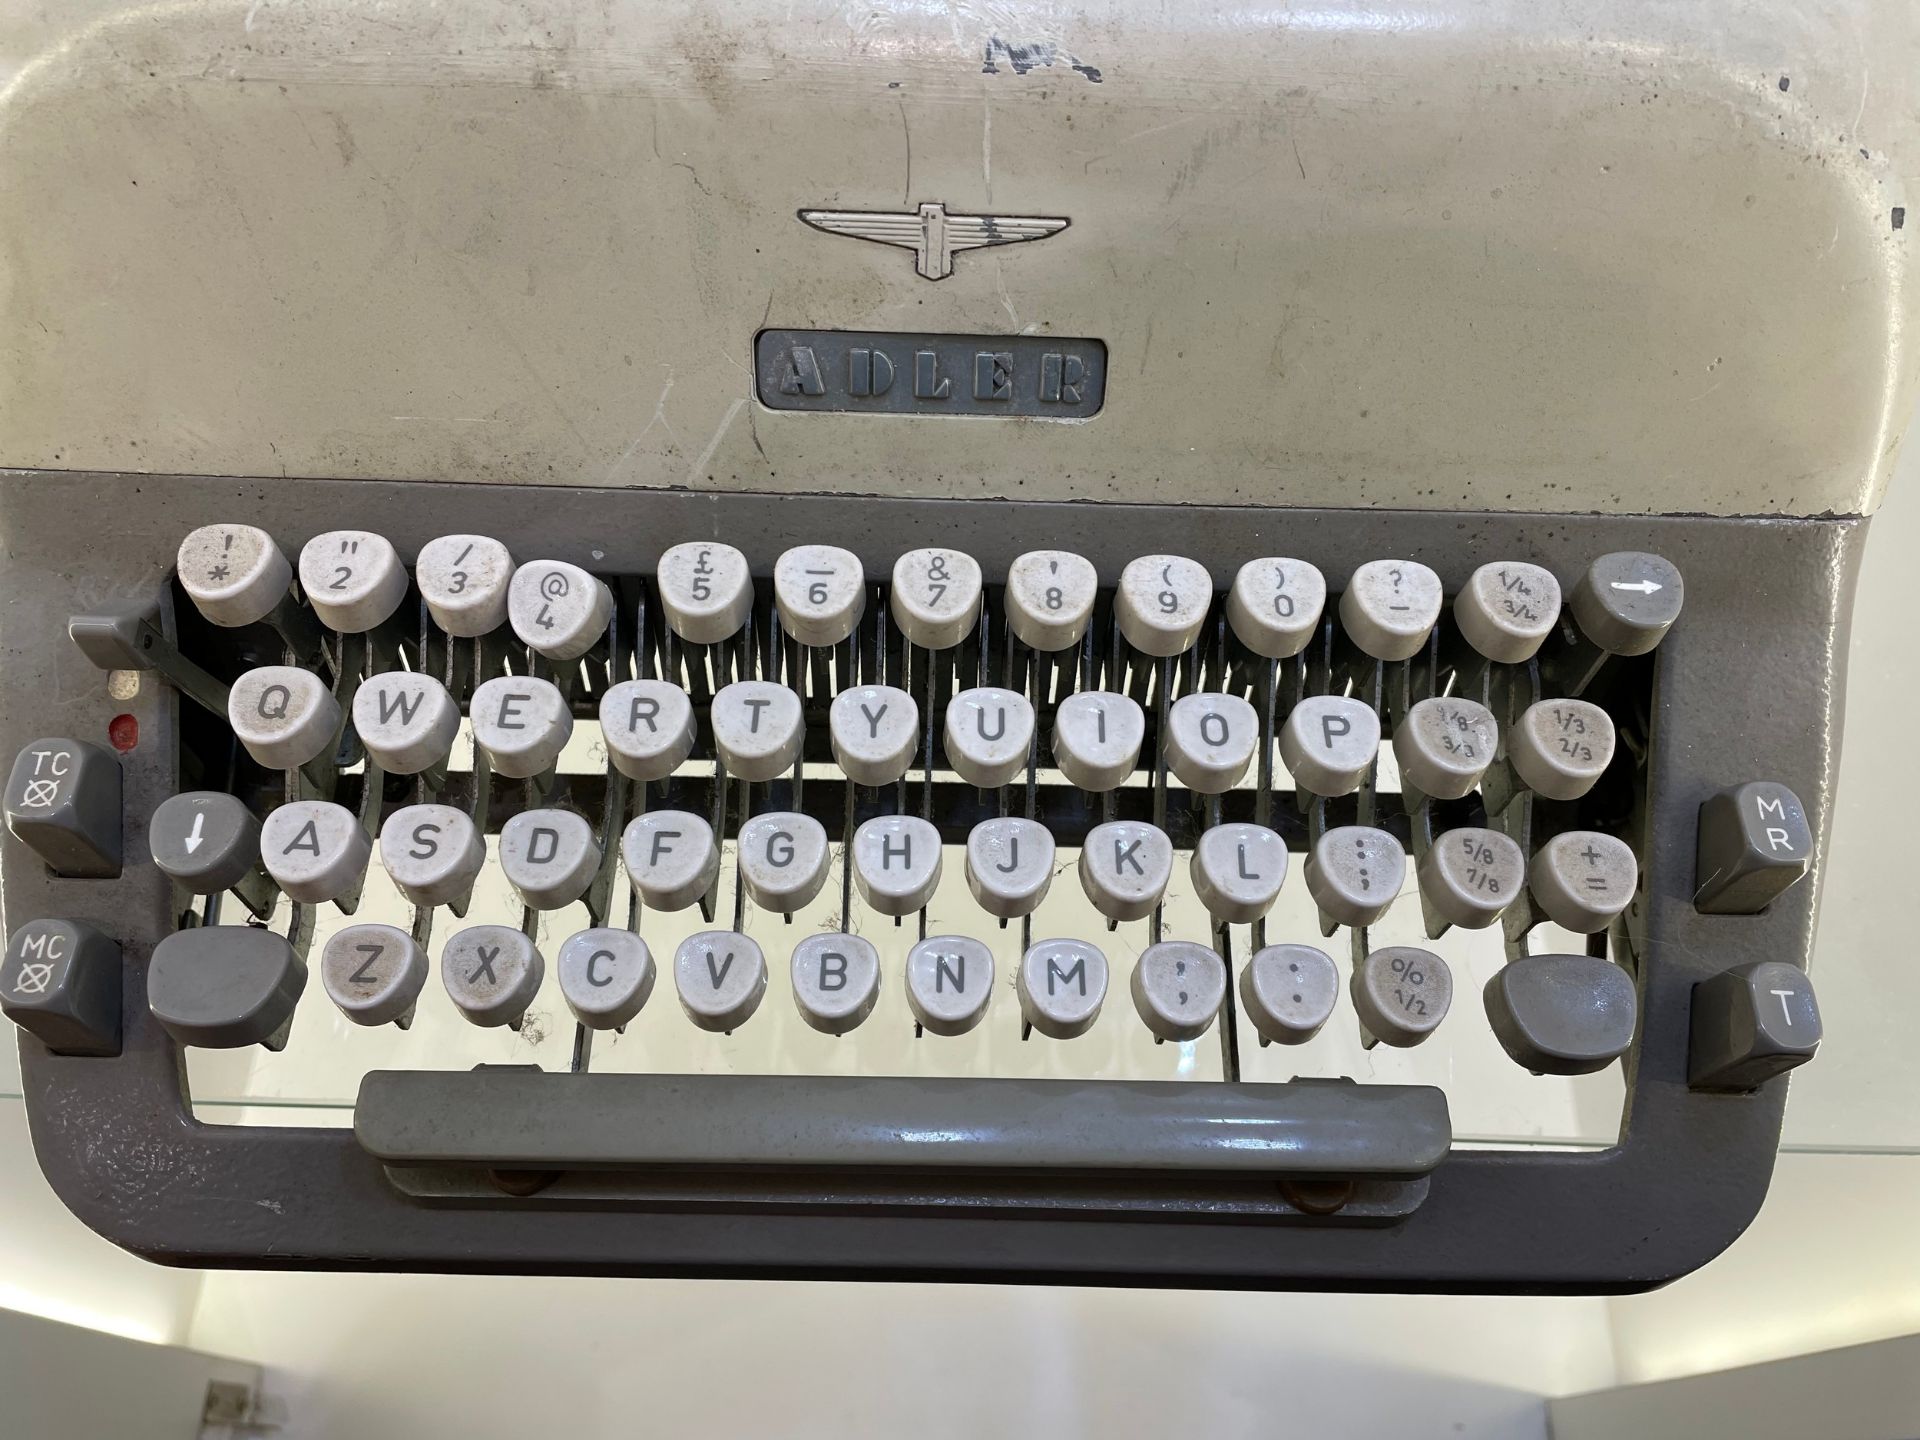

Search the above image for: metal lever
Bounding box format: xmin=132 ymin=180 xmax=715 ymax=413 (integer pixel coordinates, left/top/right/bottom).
xmin=69 ymin=607 xmax=231 ymax=717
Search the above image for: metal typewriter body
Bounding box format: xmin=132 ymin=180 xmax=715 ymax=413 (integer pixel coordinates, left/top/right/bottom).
xmin=0 ymin=0 xmax=1912 ymax=1291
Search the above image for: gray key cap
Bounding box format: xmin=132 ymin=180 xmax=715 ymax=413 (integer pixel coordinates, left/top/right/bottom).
xmin=442 ymin=925 xmax=545 ymax=1028
xmin=1694 ymin=781 xmax=1813 ymax=915
xmin=965 ymin=817 xmax=1054 ymax=919
xmin=829 ymin=684 xmax=919 ymax=786
xmin=149 ymin=791 xmax=262 ymax=895
xmin=4 ymin=737 xmax=121 ymax=878
xmin=379 ymin=804 xmax=486 ymax=908
xmin=1454 ymin=562 xmax=1562 ymax=663
xmin=738 ymin=812 xmax=831 ymax=913
xmin=1484 ymin=954 xmax=1637 ymax=1075
xmin=674 ymin=930 xmax=768 ymax=1032
xmin=1280 ymin=696 xmax=1380 ymax=798
xmin=471 ymin=676 xmax=572 ymax=780
xmin=1051 ymin=691 xmax=1145 ymax=792
xmin=944 ymin=686 xmax=1035 ymax=789
xmin=1239 ymin=943 xmax=1338 ymax=1046
xmin=791 ymin=933 xmax=881 ymax=1035
xmin=1130 ymin=940 xmax=1227 ymax=1042
xmin=852 ymin=815 xmax=943 ymax=916
xmin=906 ymin=935 xmax=995 ymax=1036
xmin=1165 ymin=693 xmax=1258 ymax=794
xmin=177 ymin=523 xmax=292 ymax=628
xmin=1392 ymin=697 xmax=1498 ymax=801
xmin=351 ymin=672 xmax=460 ymax=775
xmin=1018 ymin=939 xmax=1108 ymax=1039
xmin=620 ymin=811 xmax=720 ymax=912
xmin=1569 ymin=552 xmax=1684 ymax=655
xmin=261 ymin=800 xmax=371 ymax=905
xmin=1350 ymin=946 xmax=1451 ymax=1047
xmin=1304 ymin=825 xmax=1405 ymax=928
xmin=557 ymin=929 xmax=654 ymax=1031
xmin=229 ymin=666 xmax=341 ymax=771
xmin=1508 ymin=699 xmax=1615 ymax=801
xmin=1419 ymin=826 xmax=1524 ymax=930
xmin=1078 ymin=821 xmax=1174 ymax=923
xmin=1529 ymin=831 xmax=1637 ymax=933
xmin=320 ymin=923 xmax=428 ymax=1027
xmin=1190 ymin=823 xmax=1287 ymax=924
xmin=148 ymin=927 xmax=306 ymax=1050
xmin=1689 ymin=960 xmax=1822 ymax=1091
xmin=1 ymin=920 xmax=121 ymax=1056
xmin=600 ymin=680 xmax=698 ymax=783
xmin=499 ymin=808 xmax=601 ymax=911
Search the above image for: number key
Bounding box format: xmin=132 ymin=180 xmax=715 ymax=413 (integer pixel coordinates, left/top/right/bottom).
xmin=416 ymin=534 xmax=514 ymax=637
xmin=658 ymin=541 xmax=753 ymax=644
xmin=1508 ymin=698 xmax=1616 ymax=801
xmin=1116 ymin=555 xmax=1212 ymax=656
xmin=1351 ymin=946 xmax=1452 ymax=1046
xmin=775 ymin=544 xmax=864 ymax=646
xmin=891 ymin=548 xmax=983 ymax=649
xmin=1227 ymin=557 xmax=1327 ymax=659
xmin=1418 ymin=826 xmax=1525 ymax=930
xmin=1006 ymin=550 xmax=1098 ymax=651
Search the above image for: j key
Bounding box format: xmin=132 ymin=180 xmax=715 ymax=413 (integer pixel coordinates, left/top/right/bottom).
xmin=1420 ymin=827 xmax=1525 ymax=930
xmin=674 ymin=930 xmax=768 ymax=1032
xmin=944 ymin=687 xmax=1034 ymax=788
xmin=737 ymin=812 xmax=831 ymax=914
xmin=1018 ymin=939 xmax=1108 ymax=1039
xmin=1530 ymin=831 xmax=1637 ymax=933
xmin=852 ymin=815 xmax=942 ymax=916
xmin=1304 ymin=825 xmax=1406 ymax=929
xmin=1227 ymin=557 xmax=1327 ymax=659
xmin=620 ymin=811 xmax=721 ymax=912
xmin=1005 ymin=550 xmax=1098 ymax=651
xmin=711 ymin=681 xmax=805 ymax=782
xmin=774 ymin=544 xmax=864 ymax=646
xmin=499 ymin=809 xmax=601 ymax=911
xmin=1393 ymin=697 xmax=1498 ymax=801
xmin=229 ymin=666 xmax=340 ymax=772
xmin=470 ymin=675 xmax=572 ymax=779
xmin=557 ymin=929 xmax=655 ymax=1031
xmin=352 ymin=672 xmax=460 ymax=775
xmin=1351 ymin=946 xmax=1451 ymax=1047
xmin=1280 ymin=695 xmax=1380 ymax=797
xmin=906 ymin=935 xmax=995 ymax=1036
xmin=1131 ymin=941 xmax=1226 ymax=1042
xmin=965 ymin=817 xmax=1055 ymax=919
xmin=1165 ymin=693 xmax=1258 ymax=794
xmin=600 ymin=680 xmax=698 ymax=782
xmin=1116 ymin=554 xmax=1213 ymax=656
xmin=1051 ymin=691 xmax=1145 ymax=792
xmin=320 ymin=923 xmax=427 ymax=1027
xmin=260 ymin=800 xmax=370 ymax=905
xmin=1190 ymin=823 xmax=1287 ymax=924
xmin=1454 ymin=562 xmax=1562 ymax=664
xmin=1508 ymin=699 xmax=1615 ymax=802
xmin=149 ymin=792 xmax=262 ymax=896
xmin=4 ymin=738 xmax=121 ymax=878
xmin=509 ymin=560 xmax=614 ymax=664
xmin=829 ymin=685 xmax=919 ymax=786
xmin=892 ymin=547 xmax=983 ymax=650
xmin=1485 ymin=954 xmax=1636 ymax=1075
xmin=1079 ymin=821 xmax=1174 ymax=923
xmin=1239 ymin=943 xmax=1339 ymax=1046
xmin=1340 ymin=560 xmax=1443 ymax=662
xmin=178 ymin=524 xmax=293 ymax=628
xmin=1689 ymin=961 xmax=1822 ymax=1091
xmin=1569 ymin=552 xmax=1684 ymax=656
xmin=299 ymin=530 xmax=408 ymax=633
xmin=415 ymin=534 xmax=514 ymax=637
xmin=1694 ymin=780 xmax=1813 ymax=915
xmin=1 ymin=920 xmax=121 ymax=1056
xmin=379 ymin=804 xmax=485 ymax=908
xmin=148 ymin=926 xmax=307 ymax=1050
xmin=658 ymin=541 xmax=754 ymax=644
xmin=442 ymin=925 xmax=544 ymax=1028
xmin=791 ymin=933 xmax=881 ymax=1035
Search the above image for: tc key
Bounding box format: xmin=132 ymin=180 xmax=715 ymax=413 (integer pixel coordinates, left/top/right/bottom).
xmin=4 ymin=738 xmax=122 ymax=878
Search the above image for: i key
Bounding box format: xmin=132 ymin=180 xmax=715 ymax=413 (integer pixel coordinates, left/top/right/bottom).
xmin=1165 ymin=693 xmax=1257 ymax=794
xmin=1052 ymin=692 xmax=1145 ymax=792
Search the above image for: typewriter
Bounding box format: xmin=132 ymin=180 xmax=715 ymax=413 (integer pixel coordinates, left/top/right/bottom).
xmin=0 ymin=0 xmax=1910 ymax=1291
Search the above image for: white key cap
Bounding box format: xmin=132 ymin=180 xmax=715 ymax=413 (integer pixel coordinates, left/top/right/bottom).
xmin=229 ymin=666 xmax=340 ymax=771
xmin=1339 ymin=560 xmax=1443 ymax=661
xmin=261 ymin=800 xmax=369 ymax=905
xmin=1078 ymin=821 xmax=1173 ymax=922
xmin=556 ymin=929 xmax=654 ymax=1030
xmin=352 ymin=672 xmax=459 ymax=775
xmin=1392 ymin=697 xmax=1498 ymax=801
xmin=1116 ymin=554 xmax=1213 ymax=656
xmin=1279 ymin=696 xmax=1380 ymax=797
xmin=299 ymin=530 xmax=408 ymax=633
xmin=1227 ymin=558 xmax=1327 ymax=659
xmin=499 ymin=809 xmax=601 ymax=911
xmin=965 ymin=817 xmax=1055 ymax=919
xmin=711 ymin=681 xmax=804 ymax=782
xmin=791 ymin=933 xmax=881 ymax=1035
xmin=674 ymin=930 xmax=767 ymax=1032
xmin=737 ymin=812 xmax=830 ymax=913
xmin=1006 ymin=550 xmax=1098 ymax=651
xmin=1018 ymin=939 xmax=1107 ymax=1039
xmin=1164 ymin=693 xmax=1258 ymax=794
xmin=1130 ymin=940 xmax=1226 ymax=1042
xmin=470 ymin=676 xmax=572 ymax=779
xmin=442 ymin=925 xmax=544 ymax=1028
xmin=379 ymin=804 xmax=485 ymax=908
xmin=906 ymin=935 xmax=995 ymax=1036
xmin=600 ymin=680 xmax=697 ymax=782
xmin=1509 ymin=699 xmax=1616 ymax=801
xmin=1305 ymin=825 xmax=1406 ymax=928
xmin=1454 ymin=562 xmax=1561 ymax=663
xmin=774 ymin=544 xmax=865 ymax=646
xmin=1190 ymin=823 xmax=1287 ymax=923
xmin=658 ymin=541 xmax=753 ymax=644
xmin=1420 ymin=826 xmax=1525 ymax=929
xmin=1239 ymin=944 xmax=1338 ymax=1045
xmin=1351 ymin=946 xmax=1451 ymax=1046
xmin=321 ymin=922 xmax=427 ymax=1027
xmin=829 ymin=685 xmax=919 ymax=786
xmin=1529 ymin=831 xmax=1637 ymax=934
xmin=509 ymin=560 xmax=613 ymax=663
xmin=1051 ymin=691 xmax=1144 ymax=791
xmin=891 ymin=548 xmax=983 ymax=650
xmin=943 ymin=686 xmax=1034 ymax=788
xmin=852 ymin=815 xmax=943 ymax=915
xmin=415 ymin=534 xmax=514 ymax=637
xmin=178 ymin=524 xmax=291 ymax=627
xmin=620 ymin=811 xmax=719 ymax=912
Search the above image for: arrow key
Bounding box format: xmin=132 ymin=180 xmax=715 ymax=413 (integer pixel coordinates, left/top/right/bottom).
xmin=149 ymin=792 xmax=270 ymax=906
xmin=1569 ymin=552 xmax=1684 ymax=656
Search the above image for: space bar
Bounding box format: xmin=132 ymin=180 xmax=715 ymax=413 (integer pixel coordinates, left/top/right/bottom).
xmin=354 ymin=1072 xmax=1452 ymax=1178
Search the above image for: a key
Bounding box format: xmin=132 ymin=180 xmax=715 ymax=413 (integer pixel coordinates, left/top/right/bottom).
xmin=774 ymin=544 xmax=865 ymax=646
xmin=1 ymin=920 xmax=121 ymax=1056
xmin=852 ymin=815 xmax=942 ymax=915
xmin=791 ymin=933 xmax=881 ymax=1035
xmin=1279 ymin=695 xmax=1380 ymax=797
xmin=829 ymin=685 xmax=919 ymax=786
xmin=1419 ymin=826 xmax=1525 ymax=930
xmin=509 ymin=560 xmax=614 ymax=664
xmin=892 ymin=547 xmax=983 ymax=649
xmin=415 ymin=534 xmax=515 ymax=637
xmin=228 ymin=666 xmax=341 ymax=771
xmin=320 ymin=923 xmax=428 ymax=1027
xmin=299 ymin=530 xmax=408 ymax=633
xmin=260 ymin=800 xmax=370 ymax=905
xmin=1005 ymin=550 xmax=1098 ymax=651
xmin=1051 ymin=691 xmax=1145 ymax=792
xmin=711 ymin=681 xmax=805 ymax=782
xmin=965 ymin=817 xmax=1055 ymax=919
xmin=906 ymin=935 xmax=995 ymax=1036
xmin=379 ymin=804 xmax=486 ymax=908
xmin=470 ymin=675 xmax=572 ymax=779
xmin=1018 ymin=939 xmax=1107 ymax=1039
xmin=737 ymin=812 xmax=831 ymax=913
xmin=1239 ymin=943 xmax=1338 ymax=1046
xmin=1165 ymin=693 xmax=1258 ymax=794
xmin=658 ymin=541 xmax=754 ymax=644
xmin=149 ymin=791 xmax=263 ymax=896
xmin=148 ymin=927 xmax=307 ymax=1050
xmin=1508 ymin=699 xmax=1615 ymax=801
xmin=674 ymin=930 xmax=768 ymax=1032
xmin=352 ymin=672 xmax=460 ymax=775
xmin=1190 ymin=823 xmax=1287 ymax=924
xmin=1116 ymin=554 xmax=1213 ymax=656
xmin=600 ymin=680 xmax=698 ymax=782
xmin=500 ymin=809 xmax=601 ymax=911
xmin=1339 ymin=560 xmax=1443 ymax=661
xmin=1484 ymin=954 xmax=1637 ymax=1075
xmin=944 ymin=686 xmax=1035 ymax=788
xmin=1689 ymin=961 xmax=1821 ymax=1091
xmin=178 ymin=524 xmax=293 ymax=628
xmin=1529 ymin=831 xmax=1637 ymax=933
xmin=1304 ymin=825 xmax=1406 ymax=928
xmin=442 ymin=925 xmax=544 ymax=1028
xmin=1227 ymin=558 xmax=1327 ymax=659
xmin=1392 ymin=697 xmax=1498 ymax=801
xmin=556 ymin=929 xmax=655 ymax=1031
xmin=1079 ymin=821 xmax=1174 ymax=922
xmin=4 ymin=738 xmax=121 ymax=878
xmin=1351 ymin=946 xmax=1451 ymax=1047
xmin=620 ymin=811 xmax=721 ymax=911
xmin=1131 ymin=940 xmax=1226 ymax=1042
xmin=1694 ymin=780 xmax=1813 ymax=915
xmin=1454 ymin=561 xmax=1561 ymax=663
xmin=1569 ymin=552 xmax=1684 ymax=655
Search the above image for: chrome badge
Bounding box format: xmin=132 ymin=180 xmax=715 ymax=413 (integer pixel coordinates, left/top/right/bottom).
xmin=799 ymin=202 xmax=1069 ymax=281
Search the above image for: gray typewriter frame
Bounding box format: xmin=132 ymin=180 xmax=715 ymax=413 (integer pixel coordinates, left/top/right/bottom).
xmin=0 ymin=470 xmax=1858 ymax=1293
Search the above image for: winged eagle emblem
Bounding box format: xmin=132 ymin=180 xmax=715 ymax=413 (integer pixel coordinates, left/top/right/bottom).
xmin=799 ymin=202 xmax=1069 ymax=281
